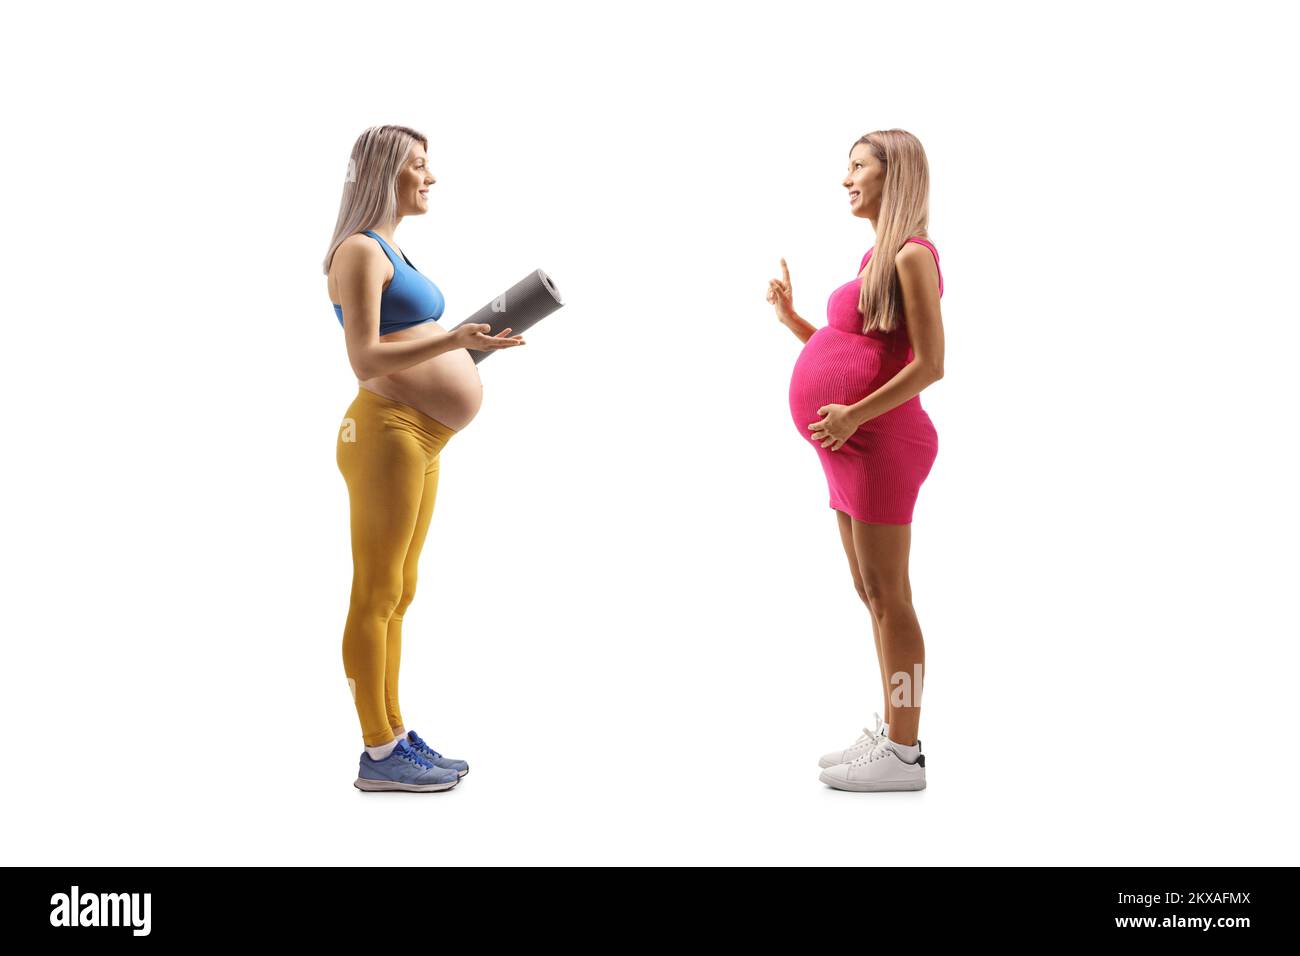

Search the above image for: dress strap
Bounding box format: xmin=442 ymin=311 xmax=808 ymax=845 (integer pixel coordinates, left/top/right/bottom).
xmin=903 ymin=237 xmax=943 ymax=297
xmin=860 ymin=238 xmax=943 ymax=297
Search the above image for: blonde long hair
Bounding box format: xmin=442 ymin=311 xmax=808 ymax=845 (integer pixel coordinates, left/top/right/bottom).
xmin=322 ymin=124 xmax=428 ymax=274
xmin=854 ymin=129 xmax=933 ymax=335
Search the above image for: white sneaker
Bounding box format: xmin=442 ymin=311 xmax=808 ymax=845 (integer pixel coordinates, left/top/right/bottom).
xmin=817 ymin=713 xmax=921 ymax=768
xmin=819 ymin=735 xmax=927 ymax=792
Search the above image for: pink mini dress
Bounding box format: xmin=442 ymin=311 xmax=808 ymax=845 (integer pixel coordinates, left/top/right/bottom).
xmin=787 ymin=237 xmax=943 ymax=524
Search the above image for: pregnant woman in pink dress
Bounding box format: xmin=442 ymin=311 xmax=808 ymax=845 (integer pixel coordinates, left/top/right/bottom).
xmin=771 ymin=129 xmax=946 ymax=793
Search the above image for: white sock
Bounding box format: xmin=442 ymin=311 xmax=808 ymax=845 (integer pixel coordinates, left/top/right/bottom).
xmin=365 ymin=738 xmax=400 ymax=761
xmin=886 ymin=734 xmax=920 ymax=763
xmin=881 ymin=722 xmax=890 ymax=737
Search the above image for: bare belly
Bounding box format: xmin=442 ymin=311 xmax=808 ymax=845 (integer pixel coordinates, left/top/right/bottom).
xmin=360 ymin=321 xmax=483 ymax=431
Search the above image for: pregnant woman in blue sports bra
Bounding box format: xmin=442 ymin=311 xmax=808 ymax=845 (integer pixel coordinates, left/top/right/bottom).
xmin=322 ymin=124 xmax=524 ymax=793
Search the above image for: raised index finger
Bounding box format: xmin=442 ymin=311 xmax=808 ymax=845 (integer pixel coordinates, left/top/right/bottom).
xmin=781 ymin=257 xmax=790 ymax=285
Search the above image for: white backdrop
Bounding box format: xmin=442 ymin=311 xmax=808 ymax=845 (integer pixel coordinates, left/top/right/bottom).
xmin=3 ymin=0 xmax=1296 ymax=865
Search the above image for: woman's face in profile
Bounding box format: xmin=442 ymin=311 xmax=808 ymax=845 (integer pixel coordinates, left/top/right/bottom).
xmin=843 ymin=144 xmax=883 ymax=219
xmin=397 ymin=143 xmax=436 ymax=217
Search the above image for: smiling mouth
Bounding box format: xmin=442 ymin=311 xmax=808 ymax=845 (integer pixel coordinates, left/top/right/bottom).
xmin=849 ymin=191 xmax=860 ymax=201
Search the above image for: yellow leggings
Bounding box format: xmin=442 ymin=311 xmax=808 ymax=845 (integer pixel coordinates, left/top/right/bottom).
xmin=336 ymin=386 xmax=457 ymax=747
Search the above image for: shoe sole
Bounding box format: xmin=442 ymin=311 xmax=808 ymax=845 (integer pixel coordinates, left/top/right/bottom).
xmin=354 ymin=776 xmax=460 ymax=792
xmin=818 ymin=770 xmax=926 ymax=792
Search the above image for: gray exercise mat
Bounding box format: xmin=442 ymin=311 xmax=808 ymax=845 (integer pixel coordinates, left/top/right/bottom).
xmin=449 ymin=269 xmax=563 ymax=363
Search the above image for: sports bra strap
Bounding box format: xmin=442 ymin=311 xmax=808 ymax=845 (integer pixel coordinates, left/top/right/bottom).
xmin=364 ymin=229 xmax=416 ymax=269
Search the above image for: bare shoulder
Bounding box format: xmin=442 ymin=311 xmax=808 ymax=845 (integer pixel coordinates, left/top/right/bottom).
xmin=329 ymin=233 xmax=392 ymax=305
xmin=896 ymin=240 xmax=937 ymax=267
xmin=333 ymin=232 xmax=384 ymax=264
xmin=330 ymin=232 xmax=389 ymax=281
xmin=896 ymin=241 xmax=940 ymax=287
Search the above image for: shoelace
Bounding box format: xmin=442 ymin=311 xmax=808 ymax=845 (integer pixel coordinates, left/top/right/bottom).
xmin=395 ymin=744 xmax=434 ymax=770
xmin=408 ymin=732 xmax=443 ymax=761
xmin=849 ymin=712 xmax=887 ymax=748
xmin=850 ymin=735 xmax=894 ymax=768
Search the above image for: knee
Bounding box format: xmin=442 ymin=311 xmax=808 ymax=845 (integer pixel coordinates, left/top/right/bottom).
xmin=393 ymin=578 xmax=417 ymax=617
xmin=853 ymin=580 xmax=872 ymax=608
xmin=862 ymin=578 xmax=909 ymax=617
xmin=352 ymin=577 xmax=404 ymax=621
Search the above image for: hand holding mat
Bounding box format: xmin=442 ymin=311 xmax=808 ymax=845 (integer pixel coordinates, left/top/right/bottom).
xmin=450 ymin=269 xmax=564 ymax=363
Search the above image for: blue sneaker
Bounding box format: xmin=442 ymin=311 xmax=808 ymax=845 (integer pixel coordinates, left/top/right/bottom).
xmin=404 ymin=730 xmax=469 ymax=777
xmin=354 ymin=738 xmax=460 ymax=792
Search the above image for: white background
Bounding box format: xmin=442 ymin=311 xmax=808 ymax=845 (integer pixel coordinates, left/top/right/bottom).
xmin=2 ymin=0 xmax=1296 ymax=865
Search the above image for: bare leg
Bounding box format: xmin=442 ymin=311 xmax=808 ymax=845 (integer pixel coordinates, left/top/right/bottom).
xmin=850 ymin=519 xmax=924 ymax=747
xmin=836 ymin=510 xmax=891 ymax=725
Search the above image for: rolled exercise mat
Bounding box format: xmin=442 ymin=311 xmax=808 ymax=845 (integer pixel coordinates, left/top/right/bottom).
xmin=450 ymin=269 xmax=564 ymax=363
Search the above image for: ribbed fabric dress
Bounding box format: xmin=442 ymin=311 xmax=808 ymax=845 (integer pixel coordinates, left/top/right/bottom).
xmin=787 ymin=237 xmax=943 ymax=524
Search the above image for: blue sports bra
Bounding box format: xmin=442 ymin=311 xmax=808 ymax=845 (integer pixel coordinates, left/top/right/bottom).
xmin=332 ymin=230 xmax=445 ymax=335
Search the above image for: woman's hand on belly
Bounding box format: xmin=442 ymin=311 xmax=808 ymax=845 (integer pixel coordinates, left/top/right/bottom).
xmin=807 ymin=402 xmax=864 ymax=451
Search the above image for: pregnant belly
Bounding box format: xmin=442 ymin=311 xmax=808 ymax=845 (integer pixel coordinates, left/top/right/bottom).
xmin=362 ymin=323 xmax=484 ymax=431
xmin=788 ymin=328 xmax=908 ymax=435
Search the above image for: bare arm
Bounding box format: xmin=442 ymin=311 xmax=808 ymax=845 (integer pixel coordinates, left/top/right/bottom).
xmin=846 ymin=244 xmax=945 ymax=423
xmin=349 ymin=326 xmax=465 ymax=380
xmin=780 ymin=311 xmax=818 ymax=344
xmin=333 ymin=236 xmax=514 ymax=379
